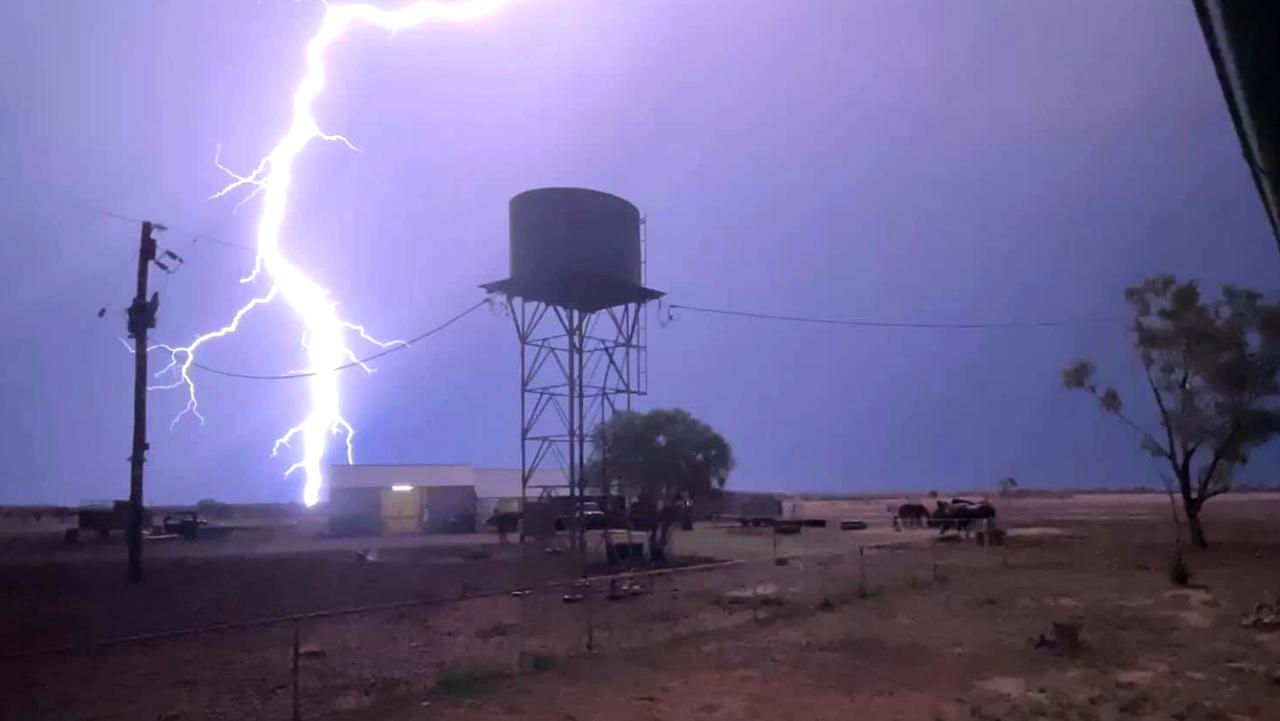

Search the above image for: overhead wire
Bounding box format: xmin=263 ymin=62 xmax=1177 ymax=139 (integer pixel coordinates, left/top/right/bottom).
xmin=94 ymin=207 xmax=152 ymax=226
xmin=187 ymin=296 xmax=1120 ymax=382
xmin=97 ymin=201 xmax=1121 ymax=380
xmin=664 ymin=303 xmax=1126 ymax=330
xmin=188 ymin=299 xmax=490 ymax=380
xmin=98 ymin=203 xmax=1121 ymax=332
xmin=189 ymin=233 xmax=256 ymax=253
xmin=94 ymin=206 xmax=256 ymax=253
xmin=94 ymin=204 xmax=488 ymax=381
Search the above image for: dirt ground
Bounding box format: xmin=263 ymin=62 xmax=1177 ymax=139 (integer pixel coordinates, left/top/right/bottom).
xmin=407 ymin=495 xmax=1280 ymax=721
xmin=0 ymin=531 xmax=579 ymax=652
xmin=2 ymin=494 xmax=1279 ymax=721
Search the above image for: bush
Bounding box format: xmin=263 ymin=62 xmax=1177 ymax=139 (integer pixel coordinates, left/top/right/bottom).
xmin=195 ymin=499 xmax=234 ymax=519
xmin=525 ymin=652 xmax=560 ymax=674
xmin=433 ymin=663 xmax=508 ymax=698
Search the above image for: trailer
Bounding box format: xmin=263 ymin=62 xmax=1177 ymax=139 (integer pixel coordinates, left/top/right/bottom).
xmin=68 ymin=501 xmax=152 ymax=542
xmin=737 ymin=496 xmax=784 ymax=527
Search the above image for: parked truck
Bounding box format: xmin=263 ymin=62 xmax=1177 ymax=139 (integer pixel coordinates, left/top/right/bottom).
xmin=162 ymin=512 xmax=234 ymax=540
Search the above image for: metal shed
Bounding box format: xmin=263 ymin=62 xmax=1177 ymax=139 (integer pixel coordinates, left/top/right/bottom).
xmin=327 ymin=464 xmax=478 ymax=535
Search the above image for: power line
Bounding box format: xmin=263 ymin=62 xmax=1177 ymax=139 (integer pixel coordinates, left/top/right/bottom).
xmin=95 ymin=209 xmax=482 ymax=381
xmin=7 ymin=185 xmax=255 ymax=255
xmin=95 ymin=207 xmax=256 ymax=253
xmin=190 ymin=234 xmax=256 ymax=253
xmin=665 ymin=303 xmax=1125 ymax=330
xmin=189 ymin=299 xmax=489 ymax=380
xmin=95 ymin=207 xmax=150 ymax=225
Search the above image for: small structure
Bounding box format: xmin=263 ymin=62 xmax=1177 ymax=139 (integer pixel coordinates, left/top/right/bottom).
xmin=327 ymin=464 xmax=517 ymax=536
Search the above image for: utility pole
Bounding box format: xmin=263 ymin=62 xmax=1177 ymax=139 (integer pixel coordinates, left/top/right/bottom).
xmin=126 ymin=221 xmax=160 ymax=582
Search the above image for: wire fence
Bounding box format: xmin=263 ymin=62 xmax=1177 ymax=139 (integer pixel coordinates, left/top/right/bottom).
xmin=0 ymin=537 xmax=995 ymax=721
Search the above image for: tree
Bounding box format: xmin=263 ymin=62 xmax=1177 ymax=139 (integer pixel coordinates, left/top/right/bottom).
xmin=1062 ymin=275 xmax=1280 ymax=548
xmin=997 ymin=477 xmax=1019 ymax=497
xmin=195 ymin=498 xmax=234 ymax=519
xmin=587 ymin=408 xmax=734 ymax=558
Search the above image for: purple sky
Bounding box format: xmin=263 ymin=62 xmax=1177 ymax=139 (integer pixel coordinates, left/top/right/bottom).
xmin=2 ymin=0 xmax=1277 ymax=505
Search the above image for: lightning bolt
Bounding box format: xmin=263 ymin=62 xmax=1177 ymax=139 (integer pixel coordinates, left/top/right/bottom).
xmin=154 ymin=0 xmax=511 ymax=507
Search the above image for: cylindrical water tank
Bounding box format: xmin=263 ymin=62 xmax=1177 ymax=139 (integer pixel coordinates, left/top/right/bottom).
xmin=509 ymin=187 xmax=641 ymax=288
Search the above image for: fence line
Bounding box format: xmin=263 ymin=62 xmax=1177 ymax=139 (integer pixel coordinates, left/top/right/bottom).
xmin=0 ymin=544 xmax=880 ymax=661
xmin=2 ymin=535 xmax=992 ymax=721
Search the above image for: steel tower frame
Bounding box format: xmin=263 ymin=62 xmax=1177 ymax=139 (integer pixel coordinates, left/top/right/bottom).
xmin=503 ymin=297 xmax=649 ymax=534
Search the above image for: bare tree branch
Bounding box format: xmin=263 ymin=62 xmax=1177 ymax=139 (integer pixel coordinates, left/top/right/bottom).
xmin=1198 ymin=424 xmax=1238 ymax=501
xmin=1181 ymin=442 xmax=1201 ymax=481
xmin=1143 ymin=366 xmax=1181 ymax=468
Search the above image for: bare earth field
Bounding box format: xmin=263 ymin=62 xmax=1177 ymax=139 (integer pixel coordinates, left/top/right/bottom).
xmin=2 ymin=493 xmax=1278 ymax=721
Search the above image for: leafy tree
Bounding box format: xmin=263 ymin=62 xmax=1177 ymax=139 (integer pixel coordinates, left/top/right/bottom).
xmin=997 ymin=477 xmax=1019 ymax=497
xmin=587 ymin=408 xmax=734 ymax=557
xmin=1062 ymin=275 xmax=1280 ymax=548
xmin=195 ymin=498 xmax=234 ymax=519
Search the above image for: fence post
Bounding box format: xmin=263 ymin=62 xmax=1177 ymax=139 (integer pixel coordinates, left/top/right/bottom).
xmin=857 ymin=547 xmax=866 ymax=597
xmin=751 ymin=573 xmax=760 ymax=622
xmin=1001 ymin=525 xmax=1009 ymax=568
xmin=585 ymin=579 xmax=595 ymax=653
xmin=514 ymin=586 xmax=526 ymax=672
xmin=291 ymin=620 xmax=301 ymax=721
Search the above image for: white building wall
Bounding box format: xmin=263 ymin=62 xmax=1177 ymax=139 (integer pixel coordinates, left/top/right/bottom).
xmin=327 ymin=464 xmax=570 ymax=501
xmin=472 ymin=468 xmax=520 ymax=499
xmin=328 ymin=464 xmax=475 ymax=493
xmin=473 ymin=467 xmax=566 ymax=499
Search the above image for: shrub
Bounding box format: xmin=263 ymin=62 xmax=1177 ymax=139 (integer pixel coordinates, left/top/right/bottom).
xmin=433 ymin=663 xmax=507 ymax=698
xmin=526 ymin=652 xmax=560 ymax=674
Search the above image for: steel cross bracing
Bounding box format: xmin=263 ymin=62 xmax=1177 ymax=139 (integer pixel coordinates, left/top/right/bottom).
xmin=505 ymin=296 xmax=648 ymax=528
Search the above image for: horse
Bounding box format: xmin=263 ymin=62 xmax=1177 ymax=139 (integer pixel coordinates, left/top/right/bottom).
xmin=486 ymin=510 xmax=521 ymax=544
xmin=933 ymin=500 xmax=995 ymax=536
xmin=895 ymin=503 xmax=930 ymax=529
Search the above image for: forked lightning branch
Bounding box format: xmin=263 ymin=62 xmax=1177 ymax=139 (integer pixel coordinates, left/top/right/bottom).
xmin=147 ymin=1 xmax=511 ymax=507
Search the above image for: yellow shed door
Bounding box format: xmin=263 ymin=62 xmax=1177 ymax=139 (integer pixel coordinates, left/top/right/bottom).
xmin=380 ymin=487 xmax=423 ymax=534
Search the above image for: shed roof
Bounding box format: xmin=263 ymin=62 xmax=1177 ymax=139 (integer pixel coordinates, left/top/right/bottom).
xmin=1194 ymin=0 xmax=1280 ymax=250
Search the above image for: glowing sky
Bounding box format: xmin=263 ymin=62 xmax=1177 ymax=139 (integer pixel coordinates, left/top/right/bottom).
xmin=1 ymin=0 xmax=1277 ymax=503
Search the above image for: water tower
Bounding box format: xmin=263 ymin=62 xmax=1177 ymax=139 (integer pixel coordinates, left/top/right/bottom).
xmin=482 ymin=188 xmax=663 ymax=521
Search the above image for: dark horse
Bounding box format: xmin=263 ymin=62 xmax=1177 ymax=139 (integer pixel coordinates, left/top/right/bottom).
xmin=933 ymin=500 xmax=995 ymax=535
xmin=486 ymin=511 xmax=521 ymax=543
xmin=896 ymin=503 xmax=930 ymax=528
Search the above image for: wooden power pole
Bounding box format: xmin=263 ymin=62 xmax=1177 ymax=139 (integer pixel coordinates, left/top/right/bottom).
xmin=126 ymin=221 xmax=159 ymax=582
